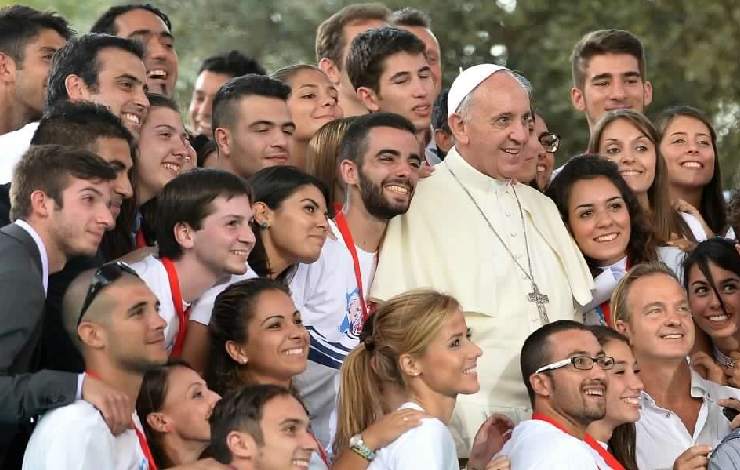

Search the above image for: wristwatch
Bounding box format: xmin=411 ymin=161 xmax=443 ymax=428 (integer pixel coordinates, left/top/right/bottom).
xmin=349 ymin=433 xmax=376 ymax=461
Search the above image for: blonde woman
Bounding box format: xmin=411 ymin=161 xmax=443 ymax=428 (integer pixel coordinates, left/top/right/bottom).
xmin=335 ymin=290 xmax=508 ymax=469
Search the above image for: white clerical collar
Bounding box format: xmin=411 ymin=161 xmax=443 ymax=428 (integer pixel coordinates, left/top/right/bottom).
xmin=445 ymin=146 xmax=517 ymax=194
xmin=15 ymin=219 xmax=49 ymax=294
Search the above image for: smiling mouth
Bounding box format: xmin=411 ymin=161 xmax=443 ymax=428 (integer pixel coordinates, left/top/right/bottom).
xmin=621 ymin=396 xmax=640 ymax=406
xmin=536 ymin=164 xmax=548 ymax=173
xmin=162 ymin=162 xmax=182 ymax=175
xmin=619 ymin=169 xmax=642 ymax=176
xmin=681 ymin=161 xmax=703 ymax=169
xmin=292 ymin=456 xmax=310 ymax=469
xmin=121 ymin=112 xmax=141 ymax=127
xmin=463 ymin=365 xmax=477 ymax=375
xmin=659 ymin=333 xmax=684 ymax=340
xmin=230 ymin=249 xmax=250 ymax=257
xmin=707 ymin=313 xmax=731 ymax=323
xmin=385 ymin=183 xmax=410 ymax=195
xmin=594 ymin=232 xmax=619 ymax=242
xmin=582 ymin=385 xmax=605 ymax=397
xmin=148 ymin=69 xmax=168 ymax=81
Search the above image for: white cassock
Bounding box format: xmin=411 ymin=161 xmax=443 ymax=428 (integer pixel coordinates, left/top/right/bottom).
xmin=371 ymin=147 xmax=593 ymax=456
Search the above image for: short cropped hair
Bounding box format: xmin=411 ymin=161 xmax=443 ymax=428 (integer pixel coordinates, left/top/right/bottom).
xmin=520 ymin=319 xmax=592 ymax=405
xmin=571 ymin=29 xmax=646 ymax=90
xmin=31 ymin=101 xmax=134 ymax=154
xmin=389 ymin=7 xmax=431 ymax=28
xmin=345 ymin=26 xmax=425 ymax=93
xmin=0 ymin=5 xmax=72 ymax=63
xmin=211 ymin=74 xmax=291 ymax=132
xmin=10 ymin=144 xmax=117 ymax=221
xmin=47 ymin=33 xmax=144 ymax=107
xmin=198 ymin=50 xmax=265 ymax=77
xmin=155 ymin=168 xmax=251 ymax=260
xmin=338 ymin=112 xmax=416 ymax=166
xmin=209 ymin=385 xmax=304 ymax=464
xmin=90 ymin=3 xmax=172 ymax=35
xmin=315 ymin=3 xmax=390 ymax=67
xmin=610 ymin=262 xmax=678 ymax=327
xmin=431 ymin=88 xmax=449 ymax=132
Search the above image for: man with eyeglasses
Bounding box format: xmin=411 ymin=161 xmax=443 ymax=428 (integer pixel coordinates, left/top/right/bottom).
xmin=612 ymin=262 xmax=740 ymax=470
xmin=500 ymin=319 xmax=622 ymax=469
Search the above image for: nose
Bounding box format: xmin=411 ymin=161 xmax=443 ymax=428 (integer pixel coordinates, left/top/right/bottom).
xmin=590 ymin=363 xmax=608 ymax=381
xmin=171 ymin=135 xmax=189 ymax=160
xmin=117 ymin=173 xmax=134 ymax=200
xmin=272 ymin=128 xmax=289 ymax=149
xmin=594 ymin=207 xmax=614 ymax=229
xmin=300 ymin=429 xmax=318 ymax=452
xmin=628 ymin=369 xmax=644 ymax=392
xmin=100 ymin=201 xmax=115 ymax=230
xmin=239 ymin=222 xmax=256 ymax=248
xmin=412 ymin=76 xmax=430 ymax=98
xmin=207 ymin=389 xmax=221 ymax=405
xmin=609 ymin=81 xmax=626 ymax=101
xmin=686 ymin=140 xmax=700 ymax=155
xmin=145 ymin=37 xmax=169 ymax=63
xmin=467 ymin=339 xmax=483 ymax=359
xmin=135 ymin=87 xmax=150 ymax=115
xmin=509 ymin=118 xmax=529 ymax=145
xmin=707 ymin=288 xmax=723 ymax=311
xmin=150 ymin=307 xmax=167 ymax=331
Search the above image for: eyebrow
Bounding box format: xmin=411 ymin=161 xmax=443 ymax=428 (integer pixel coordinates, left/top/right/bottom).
xmin=300 ymin=198 xmax=320 ymax=206
xmin=155 ymin=124 xmax=178 ymax=132
xmin=279 ymin=417 xmax=305 ymax=426
xmin=389 ymin=71 xmax=411 ymax=82
xmin=566 ymin=349 xmax=595 ymax=357
xmin=79 ymin=186 xmax=104 ymax=197
xmin=297 ymin=84 xmax=320 ymax=89
xmin=376 ymin=149 xmax=401 ymax=157
xmin=128 ymin=300 xmax=148 ymax=314
xmin=116 ymin=73 xmax=144 ymax=85
xmin=128 ymin=29 xmax=174 ymax=41
xmin=39 ymin=46 xmax=59 ymax=54
xmin=574 ymin=196 xmax=622 ymax=210
xmin=261 ymin=311 xmax=300 ymax=325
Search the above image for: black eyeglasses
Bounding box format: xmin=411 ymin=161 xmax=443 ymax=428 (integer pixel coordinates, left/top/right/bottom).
xmin=539 ymin=132 xmax=561 ymax=153
xmin=77 ymin=261 xmax=140 ymax=326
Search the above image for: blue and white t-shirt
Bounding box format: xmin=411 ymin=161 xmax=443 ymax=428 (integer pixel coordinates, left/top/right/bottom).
xmin=291 ymin=219 xmax=377 ymax=454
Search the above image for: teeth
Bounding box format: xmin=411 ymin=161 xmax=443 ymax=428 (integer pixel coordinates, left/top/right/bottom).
xmin=503 ymin=149 xmax=519 ymax=155
xmin=622 ymin=397 xmax=640 ymax=405
xmin=122 ymin=113 xmax=141 ymax=125
xmin=162 ymin=163 xmax=181 ymax=174
xmin=681 ymin=161 xmax=702 ymax=169
xmin=620 ymin=170 xmax=641 ymax=176
xmin=148 ymin=69 xmax=167 ymax=79
xmin=595 ymin=233 xmax=618 ymax=242
xmin=463 ymin=367 xmax=477 ymax=375
xmin=230 ymin=250 xmax=248 ymax=256
xmin=386 ymin=185 xmax=409 ymax=194
xmin=584 ymin=388 xmax=604 ymax=397
xmin=284 ymin=348 xmax=305 ymax=356
xmin=536 ymin=164 xmax=547 ymax=172
xmin=709 ymin=314 xmax=729 ymax=322
xmin=292 ymin=460 xmax=310 ymax=469
xmin=662 ymin=334 xmax=683 ymax=339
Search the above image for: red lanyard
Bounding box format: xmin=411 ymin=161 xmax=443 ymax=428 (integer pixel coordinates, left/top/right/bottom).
xmin=85 ymin=371 xmax=158 ymax=470
xmin=333 ymin=211 xmax=371 ymax=325
xmin=135 ymin=229 xmax=147 ymax=249
xmin=160 ymin=257 xmax=189 ymax=357
xmin=531 ymin=413 xmax=625 ymax=470
xmin=311 ymin=431 xmax=330 ymax=466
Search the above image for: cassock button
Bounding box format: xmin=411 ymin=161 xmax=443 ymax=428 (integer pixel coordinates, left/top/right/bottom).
xmin=510 ymin=232 xmax=517 ymax=237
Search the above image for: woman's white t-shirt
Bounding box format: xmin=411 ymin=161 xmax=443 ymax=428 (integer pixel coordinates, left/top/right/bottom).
xmin=368 ymin=402 xmax=458 ymax=470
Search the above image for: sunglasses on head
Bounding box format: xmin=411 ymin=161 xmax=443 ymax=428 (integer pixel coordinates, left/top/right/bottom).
xmin=77 ymin=261 xmax=140 ymax=326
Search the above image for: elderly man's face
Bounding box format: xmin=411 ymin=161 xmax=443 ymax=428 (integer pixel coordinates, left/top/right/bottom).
xmin=451 ymin=72 xmax=533 ymax=179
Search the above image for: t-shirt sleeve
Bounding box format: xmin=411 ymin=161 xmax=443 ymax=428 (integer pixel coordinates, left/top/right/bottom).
xmin=389 ymin=419 xmax=458 ymax=470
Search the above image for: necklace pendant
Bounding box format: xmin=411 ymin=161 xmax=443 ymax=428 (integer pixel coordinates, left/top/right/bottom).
xmin=528 ymin=283 xmax=550 ymax=324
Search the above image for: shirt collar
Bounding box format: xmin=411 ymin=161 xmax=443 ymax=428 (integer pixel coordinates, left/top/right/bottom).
xmin=15 ymin=219 xmax=49 ymax=293
xmin=640 ymin=364 xmax=715 ymax=408
xmin=445 ymin=146 xmax=515 ymax=194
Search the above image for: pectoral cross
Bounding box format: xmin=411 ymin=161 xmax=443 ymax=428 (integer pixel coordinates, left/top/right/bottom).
xmin=528 ymin=282 xmax=550 ymax=324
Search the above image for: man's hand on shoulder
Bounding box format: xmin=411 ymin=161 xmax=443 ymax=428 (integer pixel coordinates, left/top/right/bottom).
xmin=81 ymin=375 xmax=132 ymax=435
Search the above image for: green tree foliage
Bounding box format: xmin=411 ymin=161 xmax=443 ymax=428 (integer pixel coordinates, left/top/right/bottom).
xmin=8 ymin=0 xmax=739 ymax=186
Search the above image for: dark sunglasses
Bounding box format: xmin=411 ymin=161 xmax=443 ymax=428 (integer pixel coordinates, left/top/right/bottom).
xmin=539 ymin=132 xmax=561 ymax=153
xmin=77 ymin=261 xmax=140 ymax=326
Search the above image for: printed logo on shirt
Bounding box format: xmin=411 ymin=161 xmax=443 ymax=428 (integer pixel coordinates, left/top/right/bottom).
xmin=339 ymin=287 xmax=363 ymax=338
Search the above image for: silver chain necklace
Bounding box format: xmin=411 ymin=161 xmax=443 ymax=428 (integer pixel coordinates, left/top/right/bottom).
xmin=447 ymin=165 xmax=550 ymax=324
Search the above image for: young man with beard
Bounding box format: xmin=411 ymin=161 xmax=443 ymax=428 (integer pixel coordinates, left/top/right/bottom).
xmin=290 ymin=112 xmax=422 ymax=453
xmin=0 ymin=145 xmax=121 ymax=467
xmin=500 ymin=320 xmax=619 ymax=468
xmin=189 ymin=50 xmax=266 ymax=137
xmin=22 ymin=263 xmax=167 ymax=469
xmin=129 ymin=169 xmax=255 ymax=357
xmin=91 ymin=3 xmax=178 ymax=98
xmin=212 ymin=74 xmax=296 ymax=180
xmin=612 ymin=262 xmax=740 ymax=470
xmin=346 ymin=27 xmax=436 ymax=154
xmin=0 ymin=5 xmax=71 ymax=136
xmin=0 ymin=33 xmax=150 ymax=184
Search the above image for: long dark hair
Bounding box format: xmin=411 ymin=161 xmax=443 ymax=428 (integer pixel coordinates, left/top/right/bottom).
xmin=684 ymin=238 xmax=740 ymax=314
xmin=204 ymin=278 xmax=292 ymax=397
xmin=588 ymin=109 xmax=694 ymax=244
xmin=247 ymin=166 xmax=330 ymax=281
xmin=136 ymin=359 xmax=193 ymax=468
xmin=656 ymin=105 xmax=727 ymax=235
xmin=547 ymin=154 xmax=657 ymax=275
xmin=588 ymin=326 xmax=638 ymax=470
